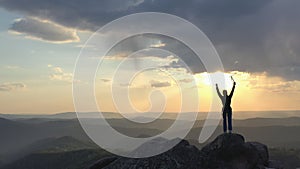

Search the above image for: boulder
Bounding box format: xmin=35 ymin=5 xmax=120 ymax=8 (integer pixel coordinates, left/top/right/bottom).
xmin=200 ymin=133 xmax=269 ymax=169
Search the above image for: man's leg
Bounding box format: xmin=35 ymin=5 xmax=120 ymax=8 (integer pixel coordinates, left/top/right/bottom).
xmin=228 ymin=110 xmax=232 ymax=133
xmin=223 ymin=112 xmax=227 ymax=133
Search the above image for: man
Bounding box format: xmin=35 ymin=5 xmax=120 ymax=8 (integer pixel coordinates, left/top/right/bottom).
xmin=216 ymin=80 xmax=236 ymax=133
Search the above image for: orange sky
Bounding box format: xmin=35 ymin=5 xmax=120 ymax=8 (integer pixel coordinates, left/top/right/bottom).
xmin=1 ymin=70 xmax=300 ymax=115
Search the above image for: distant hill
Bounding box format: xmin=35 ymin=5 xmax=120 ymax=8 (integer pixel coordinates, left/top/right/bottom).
xmin=2 ymin=149 xmax=110 ymax=169
xmin=0 ymin=112 xmax=122 ymax=120
xmin=4 ymin=136 xmax=98 ymax=163
xmin=1 ymin=115 xmax=300 ymax=168
xmin=0 ymin=118 xmax=90 ymax=157
xmin=23 ymin=136 xmax=97 ymax=153
xmin=1 ymin=116 xmax=300 ymax=158
xmin=1 ymin=136 xmax=108 ymax=168
xmin=232 ymin=117 xmax=300 ymax=127
xmin=269 ymin=148 xmax=300 ymax=169
xmin=2 ymin=110 xmax=300 ymax=120
xmin=0 ymin=118 xmax=28 ymax=129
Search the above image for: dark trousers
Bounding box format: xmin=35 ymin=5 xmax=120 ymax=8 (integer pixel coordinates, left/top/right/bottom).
xmin=222 ymin=108 xmax=232 ymax=132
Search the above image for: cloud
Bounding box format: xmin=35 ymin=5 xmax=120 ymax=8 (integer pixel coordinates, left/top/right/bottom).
xmin=9 ymin=17 xmax=79 ymax=43
xmin=150 ymin=80 xmax=171 ymax=88
xmin=150 ymin=41 xmax=166 ymax=48
xmin=104 ymin=34 xmax=205 ymax=74
xmin=100 ymin=78 xmax=111 ymax=83
xmin=0 ymin=0 xmax=269 ymax=31
xmin=1 ymin=0 xmax=300 ymax=79
xmin=49 ymin=66 xmax=73 ymax=82
xmin=0 ymin=82 xmax=26 ymax=91
xmin=0 ymin=0 xmax=146 ymax=31
xmin=193 ymin=71 xmax=300 ymax=93
xmin=245 ymin=72 xmax=300 ymax=93
xmin=179 ymin=78 xmax=194 ymax=83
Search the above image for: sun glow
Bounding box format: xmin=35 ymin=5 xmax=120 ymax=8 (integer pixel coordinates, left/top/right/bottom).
xmin=93 ymin=70 xmax=300 ymax=114
xmin=194 ymin=72 xmax=236 ymax=90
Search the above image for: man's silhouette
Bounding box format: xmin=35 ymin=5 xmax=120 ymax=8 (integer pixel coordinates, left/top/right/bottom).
xmin=216 ymin=81 xmax=236 ymax=133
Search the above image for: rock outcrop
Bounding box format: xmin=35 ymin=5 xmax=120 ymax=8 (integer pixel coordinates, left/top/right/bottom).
xmin=200 ymin=133 xmax=269 ymax=169
xmin=92 ymin=139 xmax=202 ymax=169
xmin=89 ymin=133 xmax=283 ymax=169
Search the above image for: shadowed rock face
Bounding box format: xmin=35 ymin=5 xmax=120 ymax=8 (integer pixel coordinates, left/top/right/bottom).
xmin=100 ymin=139 xmax=203 ymax=169
xmin=89 ymin=133 xmax=283 ymax=169
xmin=200 ymin=133 xmax=269 ymax=169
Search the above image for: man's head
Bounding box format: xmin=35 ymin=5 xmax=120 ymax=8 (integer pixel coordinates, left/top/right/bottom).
xmin=223 ymin=90 xmax=227 ymax=96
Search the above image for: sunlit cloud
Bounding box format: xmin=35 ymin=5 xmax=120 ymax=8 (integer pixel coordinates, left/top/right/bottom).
xmin=9 ymin=17 xmax=80 ymax=43
xmin=49 ymin=66 xmax=73 ymax=83
xmin=246 ymin=72 xmax=300 ymax=93
xmin=150 ymin=41 xmax=166 ymax=48
xmin=194 ymin=71 xmax=300 ymax=93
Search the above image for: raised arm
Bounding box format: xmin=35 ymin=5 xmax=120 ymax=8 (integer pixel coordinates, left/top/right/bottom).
xmin=216 ymin=84 xmax=222 ymax=99
xmin=229 ymin=82 xmax=236 ymax=97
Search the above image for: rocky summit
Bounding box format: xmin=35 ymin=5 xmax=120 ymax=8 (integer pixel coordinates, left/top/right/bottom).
xmin=201 ymin=133 xmax=271 ymax=169
xmin=89 ymin=133 xmax=283 ymax=169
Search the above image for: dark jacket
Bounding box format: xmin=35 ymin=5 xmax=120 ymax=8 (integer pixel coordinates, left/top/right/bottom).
xmin=216 ymin=84 xmax=235 ymax=110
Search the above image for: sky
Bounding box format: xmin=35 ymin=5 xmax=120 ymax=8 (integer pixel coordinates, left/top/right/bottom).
xmin=0 ymin=0 xmax=300 ymax=114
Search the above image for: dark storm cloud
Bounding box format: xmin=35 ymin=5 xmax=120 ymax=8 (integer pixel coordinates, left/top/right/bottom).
xmin=0 ymin=0 xmax=273 ymax=31
xmin=105 ymin=34 xmax=206 ymax=74
xmin=0 ymin=0 xmax=143 ymax=31
xmin=209 ymin=0 xmax=300 ymax=80
xmin=1 ymin=0 xmax=300 ymax=80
